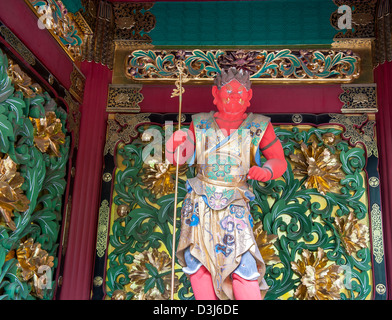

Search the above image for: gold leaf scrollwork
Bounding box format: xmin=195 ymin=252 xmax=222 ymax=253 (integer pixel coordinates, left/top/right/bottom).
xmin=328 ymin=114 xmax=378 ymax=158
xmin=27 ymin=0 xmax=83 ymax=61
xmin=96 ymin=199 xmax=110 ymax=258
xmin=104 ymin=113 xmax=151 ymax=156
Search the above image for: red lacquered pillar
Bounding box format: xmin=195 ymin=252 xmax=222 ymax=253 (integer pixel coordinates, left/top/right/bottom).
xmin=375 ymin=62 xmax=392 ymax=300
xmin=59 ymin=61 xmax=111 ymax=300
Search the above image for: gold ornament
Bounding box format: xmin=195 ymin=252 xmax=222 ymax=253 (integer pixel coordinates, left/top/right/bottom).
xmin=16 ymin=238 xmax=54 ymax=298
xmin=117 ymin=204 xmax=130 ymax=217
xmin=112 ymin=289 xmax=127 ymax=300
xmin=31 ymin=111 xmax=66 ymax=157
xmin=142 ymin=162 xmax=188 ymax=196
xmin=334 ymin=212 xmax=369 ymax=256
xmin=0 ymin=155 xmax=30 ymax=230
xmin=218 ymin=49 xmax=262 ymax=75
xmin=322 ymin=132 xmax=337 ymax=146
xmin=290 ymin=141 xmax=345 ymax=195
xmin=5 ymin=249 xmax=15 ymax=262
xmin=128 ymin=248 xmax=179 ymax=300
xmin=291 ymin=247 xmax=342 ymax=300
xmin=253 ymin=221 xmax=281 ymax=265
xmin=6 ymin=59 xmax=42 ymax=98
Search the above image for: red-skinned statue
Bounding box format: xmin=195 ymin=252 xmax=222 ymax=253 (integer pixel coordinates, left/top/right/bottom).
xmin=166 ymin=68 xmax=287 ymax=300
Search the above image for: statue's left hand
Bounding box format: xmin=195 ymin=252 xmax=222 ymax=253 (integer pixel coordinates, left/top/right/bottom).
xmin=247 ymin=166 xmax=273 ymax=182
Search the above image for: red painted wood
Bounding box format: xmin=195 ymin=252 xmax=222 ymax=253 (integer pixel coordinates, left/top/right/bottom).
xmin=58 ymin=62 xmax=112 ymax=300
xmin=139 ymin=84 xmax=343 ymax=114
xmin=0 ymin=0 xmax=74 ymax=88
xmin=375 ymin=62 xmax=392 ymax=300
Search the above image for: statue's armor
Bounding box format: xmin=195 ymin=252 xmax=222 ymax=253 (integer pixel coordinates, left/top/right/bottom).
xmin=176 ymin=111 xmax=271 ymax=300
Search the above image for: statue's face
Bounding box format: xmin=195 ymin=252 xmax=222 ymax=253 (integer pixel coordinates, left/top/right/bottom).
xmin=212 ymin=80 xmax=252 ymax=116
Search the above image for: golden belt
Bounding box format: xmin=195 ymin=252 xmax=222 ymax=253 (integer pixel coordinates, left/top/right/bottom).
xmin=196 ymin=173 xmax=247 ymax=188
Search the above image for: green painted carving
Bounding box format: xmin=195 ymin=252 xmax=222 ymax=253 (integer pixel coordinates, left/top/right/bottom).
xmin=127 ymin=49 xmax=360 ymax=83
xmin=0 ymin=49 xmax=70 ymax=300
xmin=257 ymin=126 xmax=371 ymax=300
xmin=105 ymin=119 xmax=374 ymax=300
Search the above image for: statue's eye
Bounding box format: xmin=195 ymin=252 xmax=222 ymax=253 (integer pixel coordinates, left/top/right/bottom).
xmin=238 ymin=91 xmax=243 ymax=94
xmin=226 ymin=89 xmax=232 ymax=94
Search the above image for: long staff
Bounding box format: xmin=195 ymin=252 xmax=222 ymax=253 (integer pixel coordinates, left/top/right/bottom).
xmin=170 ymin=61 xmax=186 ymax=300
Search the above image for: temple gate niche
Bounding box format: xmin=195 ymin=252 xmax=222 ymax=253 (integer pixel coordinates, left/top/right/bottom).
xmin=91 ymin=0 xmax=387 ymax=300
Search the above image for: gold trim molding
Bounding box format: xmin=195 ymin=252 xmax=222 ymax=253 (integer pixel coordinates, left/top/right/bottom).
xmin=0 ymin=26 xmax=36 ymax=65
xmin=64 ymin=90 xmax=81 ymax=149
xmin=69 ymin=64 xmax=86 ymax=103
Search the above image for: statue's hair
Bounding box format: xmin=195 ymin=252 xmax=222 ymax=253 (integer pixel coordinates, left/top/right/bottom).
xmin=214 ymin=67 xmax=251 ymax=91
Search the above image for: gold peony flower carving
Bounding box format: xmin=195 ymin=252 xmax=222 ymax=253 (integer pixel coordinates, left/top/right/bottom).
xmin=31 ymin=111 xmax=66 ymax=157
xmin=16 ymin=238 xmax=54 ymax=298
xmin=289 ymin=141 xmax=345 ymax=195
xmin=7 ymin=59 xmax=43 ymax=98
xmin=291 ymin=247 xmax=342 ymax=300
xmin=253 ymin=221 xmax=281 ymax=265
xmin=128 ymin=248 xmax=179 ymax=300
xmin=142 ymin=162 xmax=188 ymax=196
xmin=334 ymin=212 xmax=369 ymax=256
xmin=0 ymin=155 xmax=30 ymax=230
xmin=111 ymin=289 xmax=128 ymax=300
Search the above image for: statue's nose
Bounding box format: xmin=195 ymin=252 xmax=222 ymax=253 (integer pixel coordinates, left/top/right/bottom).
xmin=230 ymin=92 xmax=241 ymax=99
